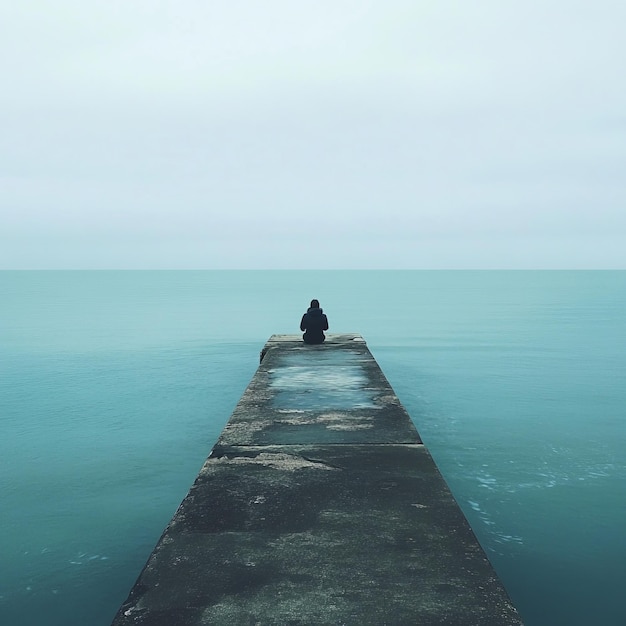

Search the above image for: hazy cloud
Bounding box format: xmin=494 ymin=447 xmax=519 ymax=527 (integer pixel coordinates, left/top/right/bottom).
xmin=1 ymin=0 xmax=625 ymax=267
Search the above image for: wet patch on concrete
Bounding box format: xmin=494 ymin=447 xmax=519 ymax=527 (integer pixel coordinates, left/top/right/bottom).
xmin=270 ymin=349 xmax=381 ymax=410
xmin=217 ymin=335 xmax=421 ymax=446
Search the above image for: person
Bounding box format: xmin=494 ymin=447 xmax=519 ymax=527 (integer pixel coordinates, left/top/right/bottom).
xmin=300 ymin=299 xmax=329 ymax=344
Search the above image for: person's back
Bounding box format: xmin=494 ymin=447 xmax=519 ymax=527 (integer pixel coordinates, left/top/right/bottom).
xmin=300 ymin=299 xmax=329 ymax=344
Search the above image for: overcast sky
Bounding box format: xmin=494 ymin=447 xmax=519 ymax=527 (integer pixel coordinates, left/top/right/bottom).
xmin=1 ymin=1 xmax=625 ymax=268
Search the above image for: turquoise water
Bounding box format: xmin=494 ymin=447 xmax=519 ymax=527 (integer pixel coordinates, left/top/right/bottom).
xmin=1 ymin=271 xmax=625 ymax=625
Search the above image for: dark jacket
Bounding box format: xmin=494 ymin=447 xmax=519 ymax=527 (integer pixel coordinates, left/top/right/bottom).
xmin=300 ymin=307 xmax=329 ymax=344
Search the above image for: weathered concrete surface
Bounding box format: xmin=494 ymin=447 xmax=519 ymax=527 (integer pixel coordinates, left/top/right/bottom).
xmin=112 ymin=334 xmax=523 ymax=625
xmin=223 ymin=334 xmax=421 ymax=446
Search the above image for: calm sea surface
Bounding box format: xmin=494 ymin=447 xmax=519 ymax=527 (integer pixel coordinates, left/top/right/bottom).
xmin=1 ymin=271 xmax=625 ymax=626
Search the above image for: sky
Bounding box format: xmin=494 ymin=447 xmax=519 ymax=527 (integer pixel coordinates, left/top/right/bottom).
xmin=1 ymin=0 xmax=625 ymax=269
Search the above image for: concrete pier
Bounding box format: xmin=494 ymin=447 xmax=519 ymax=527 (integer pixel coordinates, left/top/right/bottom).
xmin=112 ymin=334 xmax=523 ymax=625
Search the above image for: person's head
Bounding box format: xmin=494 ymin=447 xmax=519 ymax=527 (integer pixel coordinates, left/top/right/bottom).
xmin=310 ymin=299 xmax=320 ymax=309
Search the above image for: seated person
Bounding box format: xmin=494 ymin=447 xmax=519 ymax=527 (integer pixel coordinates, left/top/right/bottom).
xmin=300 ymin=299 xmax=329 ymax=344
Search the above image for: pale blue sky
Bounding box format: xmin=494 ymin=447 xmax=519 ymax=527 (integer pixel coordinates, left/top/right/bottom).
xmin=2 ymin=1 xmax=625 ymax=268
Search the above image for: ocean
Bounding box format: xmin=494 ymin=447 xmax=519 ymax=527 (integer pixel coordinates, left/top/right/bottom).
xmin=1 ymin=271 xmax=624 ymax=626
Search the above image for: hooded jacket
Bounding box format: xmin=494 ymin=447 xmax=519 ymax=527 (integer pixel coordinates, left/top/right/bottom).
xmin=300 ymin=307 xmax=329 ymax=344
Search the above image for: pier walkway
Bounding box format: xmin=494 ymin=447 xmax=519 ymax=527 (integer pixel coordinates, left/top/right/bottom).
xmin=112 ymin=334 xmax=523 ymax=625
